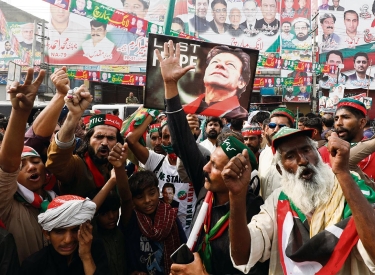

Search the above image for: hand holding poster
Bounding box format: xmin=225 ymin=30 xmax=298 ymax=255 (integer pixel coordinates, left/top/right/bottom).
xmin=144 ymin=34 xmax=258 ymax=119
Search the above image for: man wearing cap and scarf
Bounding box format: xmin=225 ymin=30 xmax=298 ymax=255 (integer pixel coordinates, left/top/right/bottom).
xmin=227 ymin=127 xmax=375 ymax=274
xmin=319 ymin=98 xmax=375 ymax=182
xmin=0 ymin=67 xmax=56 ymax=263
xmin=241 ymin=124 xmax=263 ymax=161
xmin=182 ymin=45 xmax=252 ymax=119
xmin=46 ymin=86 xmax=124 ymax=197
xmin=21 ymin=195 xmax=109 ymax=274
xmin=258 ymin=107 xmax=294 ymax=200
xmin=156 ymin=40 xmax=269 ymax=275
xmin=148 ymin=123 xmax=165 ymax=155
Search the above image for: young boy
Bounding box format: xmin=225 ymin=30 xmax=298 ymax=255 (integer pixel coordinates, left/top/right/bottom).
xmin=120 ymin=170 xmax=185 ymax=275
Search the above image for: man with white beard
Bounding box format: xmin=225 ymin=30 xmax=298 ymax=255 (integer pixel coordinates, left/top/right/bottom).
xmin=225 ymin=127 xmax=375 ymax=274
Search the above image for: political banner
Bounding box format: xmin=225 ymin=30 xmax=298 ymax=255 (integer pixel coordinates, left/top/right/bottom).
xmin=282 ymin=85 xmax=311 ymax=103
xmin=144 ymin=33 xmax=259 ymax=119
xmin=65 ymin=69 xmax=145 ymax=85
xmin=318 ymin=0 xmax=375 ymax=89
xmin=184 ymin=0 xmax=280 ymax=53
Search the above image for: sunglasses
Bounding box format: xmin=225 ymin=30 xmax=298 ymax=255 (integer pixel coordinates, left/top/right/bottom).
xmin=268 ymin=123 xmax=286 ymax=129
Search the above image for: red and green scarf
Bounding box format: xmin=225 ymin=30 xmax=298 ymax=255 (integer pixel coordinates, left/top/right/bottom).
xmin=277 ymin=173 xmax=375 ymax=274
xmin=135 ymin=201 xmax=180 ymax=275
xmin=197 ymin=196 xmax=230 ymax=274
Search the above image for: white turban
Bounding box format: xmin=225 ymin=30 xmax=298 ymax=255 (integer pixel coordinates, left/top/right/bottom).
xmin=38 ymin=195 xmax=96 ymax=231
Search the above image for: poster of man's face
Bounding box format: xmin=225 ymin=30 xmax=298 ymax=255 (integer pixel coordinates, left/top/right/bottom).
xmin=144 ymin=34 xmax=259 ymax=119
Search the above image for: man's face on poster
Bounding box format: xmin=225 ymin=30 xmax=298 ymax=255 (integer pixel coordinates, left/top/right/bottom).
xmin=91 ymin=25 xmax=106 ymax=44
xmin=354 ymin=56 xmax=369 ymax=74
xmin=5 ymin=42 xmax=11 ymax=51
xmin=123 ymin=0 xmax=148 ymax=19
xmin=322 ymin=17 xmax=335 ymax=35
xmin=22 ymin=23 xmax=34 ymax=43
xmin=203 ymin=52 xmax=245 ymax=93
xmin=76 ymin=0 xmax=86 ymax=11
xmin=92 ymin=72 xmax=97 ymax=79
xmin=139 ymin=76 xmax=144 ymax=83
xmin=276 ymin=78 xmax=281 ymax=85
xmin=137 ymin=20 xmax=144 ymax=29
xmin=212 ymin=3 xmax=228 ymax=24
xmin=261 ymin=0 xmax=277 ymax=23
xmin=344 ymin=12 xmax=358 ymax=34
xmin=300 ymin=85 xmax=306 ymax=93
xmin=196 ymin=0 xmax=209 ymax=18
xmin=326 ymin=52 xmax=342 ymax=74
xmin=298 ymin=0 xmax=306 ymax=8
xmin=285 ymin=0 xmax=294 ymax=9
xmin=294 ymin=21 xmax=309 ymax=40
xmin=229 ymin=8 xmax=241 ymax=27
xmin=150 ymin=24 xmax=158 ymax=33
xmin=243 ymin=1 xmax=257 ymax=22
xmin=282 ymin=22 xmax=291 ymax=33
xmin=50 ymin=4 xmax=70 ymax=25
xmin=102 ymin=72 xmax=108 ymax=80
xmin=332 ymin=0 xmax=340 ymax=8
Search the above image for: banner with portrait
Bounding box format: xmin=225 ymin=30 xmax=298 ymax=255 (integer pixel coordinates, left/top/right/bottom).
xmin=144 ymin=33 xmax=259 ymax=119
xmin=318 ymin=0 xmax=375 ymax=89
xmin=282 ymin=85 xmax=311 ymax=103
xmin=184 ymin=0 xmax=280 ymax=53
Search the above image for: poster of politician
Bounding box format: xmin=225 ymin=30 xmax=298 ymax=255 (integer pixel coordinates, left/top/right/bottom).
xmin=318 ymin=0 xmax=375 ymax=89
xmin=144 ymin=33 xmax=259 ymax=119
xmin=185 ymin=0 xmax=280 ymax=53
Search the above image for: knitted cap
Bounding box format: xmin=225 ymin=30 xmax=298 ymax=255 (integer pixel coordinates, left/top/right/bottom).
xmin=21 ymin=146 xmax=40 ymax=159
xmin=220 ymin=136 xmax=258 ymax=170
xmin=336 ymin=98 xmax=367 ymax=116
xmin=271 ymin=127 xmax=314 ymax=154
xmin=270 ymin=107 xmax=295 ymax=124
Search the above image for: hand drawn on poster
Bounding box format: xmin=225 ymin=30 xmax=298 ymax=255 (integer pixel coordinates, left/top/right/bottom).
xmin=144 ymin=33 xmax=259 ymax=119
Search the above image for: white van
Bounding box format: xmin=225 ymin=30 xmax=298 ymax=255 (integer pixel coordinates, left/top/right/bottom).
xmin=91 ymin=104 xmax=142 ymax=120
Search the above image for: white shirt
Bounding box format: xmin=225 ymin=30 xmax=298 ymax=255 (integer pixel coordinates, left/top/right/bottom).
xmin=200 ymin=138 xmax=217 ymax=154
xmin=82 ymin=37 xmax=115 ymax=62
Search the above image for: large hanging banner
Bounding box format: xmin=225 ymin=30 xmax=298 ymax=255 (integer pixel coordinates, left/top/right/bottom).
xmin=183 ymin=0 xmax=280 ymax=53
xmin=144 ymin=33 xmax=259 ymax=119
xmin=318 ymin=0 xmax=375 ymax=89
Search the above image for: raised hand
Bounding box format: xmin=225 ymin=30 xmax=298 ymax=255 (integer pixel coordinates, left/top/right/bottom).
xmin=64 ymin=84 xmax=92 ymax=116
xmin=154 ymin=40 xmax=195 ymax=84
xmin=108 ymin=142 xmax=128 ymax=169
xmin=78 ymin=221 xmax=93 ymax=260
xmin=7 ymin=68 xmax=45 ymax=112
xmin=222 ymin=149 xmax=252 ymax=196
xmin=186 ymin=114 xmax=200 ymax=132
xmin=327 ymin=131 xmax=350 ymax=175
xmin=50 ymin=66 xmax=70 ymax=96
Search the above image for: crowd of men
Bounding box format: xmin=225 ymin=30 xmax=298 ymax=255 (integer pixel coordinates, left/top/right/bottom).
xmin=1 ymin=40 xmax=375 ymax=275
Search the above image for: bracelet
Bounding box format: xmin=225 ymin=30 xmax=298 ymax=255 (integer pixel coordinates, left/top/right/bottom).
xmin=165 ymin=108 xmax=183 ymax=114
xmin=55 ymin=131 xmax=76 ymax=149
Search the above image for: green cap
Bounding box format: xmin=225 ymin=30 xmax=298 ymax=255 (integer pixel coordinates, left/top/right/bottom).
xmin=270 ymin=107 xmax=295 ymax=124
xmin=220 ymin=136 xmax=258 ymax=170
xmin=271 ymin=127 xmax=314 ymax=154
xmin=336 ymin=98 xmax=367 ymax=116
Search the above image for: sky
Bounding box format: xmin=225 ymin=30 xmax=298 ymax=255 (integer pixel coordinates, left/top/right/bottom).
xmin=3 ymin=0 xmax=51 ymax=21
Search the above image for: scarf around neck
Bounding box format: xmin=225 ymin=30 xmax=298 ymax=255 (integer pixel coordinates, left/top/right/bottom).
xmin=135 ymin=201 xmax=180 ymax=274
xmin=84 ymin=152 xmax=105 ymax=188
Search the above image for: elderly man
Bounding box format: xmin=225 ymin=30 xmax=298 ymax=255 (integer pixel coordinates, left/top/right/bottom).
xmin=258 ymin=108 xmax=295 ymax=200
xmin=347 ymin=52 xmax=373 ymax=87
xmin=182 ymin=45 xmax=252 ymax=119
xmin=228 ymin=7 xmax=244 ymax=37
xmin=228 ymin=127 xmax=375 ymax=274
xmin=291 ymin=17 xmax=311 ymax=49
xmin=82 ymin=20 xmax=115 ymax=62
xmin=255 ymin=0 xmax=280 ymax=36
xmin=46 ymin=87 xmax=124 ymax=197
xmin=319 ymin=50 xmax=348 ymax=88
xmin=321 ymin=13 xmax=341 ymax=52
xmin=190 ymin=0 xmax=210 ymax=34
xmin=209 ymin=0 xmax=229 ymax=34
xmin=319 ymin=98 xmax=375 ymax=182
xmin=21 ymin=195 xmax=109 ymax=274
xmin=19 ymin=23 xmax=42 ymax=53
xmin=240 ymin=0 xmax=259 ymax=36
xmin=156 ymin=41 xmax=269 ymax=275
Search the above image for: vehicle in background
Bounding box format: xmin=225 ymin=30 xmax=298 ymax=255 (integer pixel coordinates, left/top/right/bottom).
xmin=0 ymin=100 xmax=50 ymax=125
xmin=91 ymin=104 xmax=142 ymax=120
